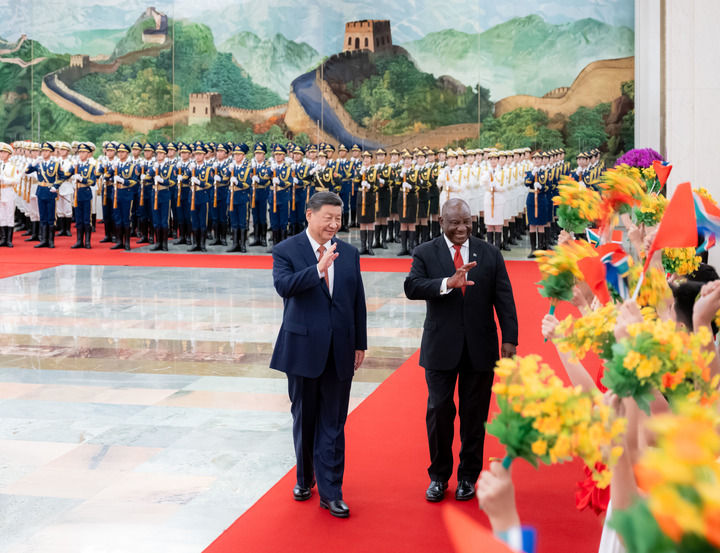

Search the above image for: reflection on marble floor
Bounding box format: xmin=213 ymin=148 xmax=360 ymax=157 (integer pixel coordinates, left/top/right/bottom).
xmin=0 ymin=266 xmax=423 ymax=553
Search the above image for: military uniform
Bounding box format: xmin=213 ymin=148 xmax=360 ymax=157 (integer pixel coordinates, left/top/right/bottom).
xmin=397 ymin=151 xmax=419 ymax=256
xmin=227 ymin=143 xmax=252 ymax=252
xmin=55 ymin=143 xmax=74 ymax=237
xmin=137 ymin=143 xmax=156 ymax=244
xmin=355 ymin=151 xmax=377 ymax=255
xmin=111 ymin=143 xmax=141 ymax=251
xmin=248 ymin=142 xmax=272 ymax=248
xmin=99 ymin=143 xmax=118 ymax=244
xmin=150 ymin=143 xmax=176 ymax=251
xmin=173 ymin=143 xmax=193 ymax=246
xmin=288 ymin=145 xmax=311 ymax=235
xmin=188 ymin=143 xmax=215 ymax=252
xmin=0 ymin=142 xmax=20 ymax=247
xmin=70 ymin=143 xmax=100 ymax=249
xmin=25 ymin=142 xmax=69 ymax=248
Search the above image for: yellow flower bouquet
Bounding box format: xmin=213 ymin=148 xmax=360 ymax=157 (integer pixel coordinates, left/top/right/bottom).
xmin=535 ymin=240 xmax=598 ymax=311
xmin=634 ymin=192 xmax=668 ymax=227
xmin=488 ymin=355 xmax=626 ymax=488
xmin=603 ymin=319 xmax=719 ymax=414
xmin=610 ymin=401 xmax=720 ymax=553
xmin=662 ymin=247 xmax=702 ymax=276
xmin=553 ymin=177 xmax=602 ymax=234
xmin=554 ymin=303 xmax=619 ymax=361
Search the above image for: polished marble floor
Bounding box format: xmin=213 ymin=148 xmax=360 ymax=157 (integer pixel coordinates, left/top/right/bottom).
xmin=0 ymin=266 xmax=424 ymax=553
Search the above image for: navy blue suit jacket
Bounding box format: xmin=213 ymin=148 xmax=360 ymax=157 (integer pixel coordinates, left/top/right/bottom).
xmin=270 ymin=232 xmax=367 ymax=381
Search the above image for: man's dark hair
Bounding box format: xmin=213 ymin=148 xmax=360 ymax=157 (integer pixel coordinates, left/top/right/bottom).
xmin=307 ymin=191 xmax=343 ymax=212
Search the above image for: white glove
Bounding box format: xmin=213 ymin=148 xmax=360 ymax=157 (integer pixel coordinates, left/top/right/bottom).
xmin=113 ymin=175 xmax=123 ymax=184
xmin=400 ymin=168 xmax=407 ymax=176
xmin=27 ymin=171 xmax=37 ymax=180
xmin=309 ymin=167 xmax=317 ymax=175
xmin=252 ymin=175 xmax=260 ymax=184
xmin=50 ymin=187 xmax=58 ymax=193
xmin=378 ymin=177 xmax=385 ymax=184
xmin=402 ymin=182 xmax=412 ymax=190
xmin=230 ymin=176 xmax=238 ymax=185
xmin=292 ymin=177 xmax=299 ymax=185
xmin=154 ymin=175 xmax=164 ymax=184
xmin=70 ymin=173 xmax=80 ymax=183
xmin=191 ymin=176 xmax=200 ymax=185
xmin=272 ymin=177 xmax=280 ymax=186
xmin=214 ymin=175 xmax=221 ymax=183
xmin=533 ymin=182 xmax=541 ymax=190
xmin=361 ymin=180 xmax=369 ymax=188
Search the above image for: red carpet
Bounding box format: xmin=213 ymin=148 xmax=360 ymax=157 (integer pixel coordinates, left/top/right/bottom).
xmin=203 ymin=263 xmax=604 ymax=553
xmin=0 ymin=234 xmax=412 ymax=275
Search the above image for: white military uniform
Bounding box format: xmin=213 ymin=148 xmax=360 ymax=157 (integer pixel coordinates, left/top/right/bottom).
xmin=483 ymin=164 xmax=506 ymax=226
xmin=0 ymin=157 xmax=20 ymax=227
xmin=56 ymin=153 xmax=75 ymax=218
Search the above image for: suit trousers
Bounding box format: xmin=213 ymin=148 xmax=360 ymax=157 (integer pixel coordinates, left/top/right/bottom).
xmin=425 ymin=342 xmax=494 ymax=483
xmin=287 ymin=344 xmax=352 ymax=502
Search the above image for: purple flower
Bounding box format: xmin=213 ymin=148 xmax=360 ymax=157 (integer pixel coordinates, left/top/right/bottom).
xmin=614 ymin=148 xmax=665 ymax=168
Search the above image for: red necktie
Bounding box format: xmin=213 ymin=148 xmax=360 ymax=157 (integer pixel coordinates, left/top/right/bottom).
xmin=317 ymin=245 xmax=330 ymax=291
xmin=453 ymin=244 xmax=465 ymax=295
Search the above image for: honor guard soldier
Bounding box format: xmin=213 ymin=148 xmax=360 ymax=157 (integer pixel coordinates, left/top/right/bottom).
xmin=23 ymin=143 xmax=42 ymax=242
xmin=99 ymin=142 xmax=118 ymax=244
xmin=248 ymin=142 xmax=271 ymax=248
xmin=356 ymin=150 xmax=377 ymax=255
xmin=188 ymin=143 xmax=214 ymax=252
xmin=397 ymin=150 xmax=420 ymax=256
xmin=129 ymin=141 xmax=144 ymax=237
xmin=427 ymin=149 xmax=441 ymax=239
xmin=525 ymin=151 xmax=551 ymax=256
xmin=372 ymin=148 xmax=391 ymax=249
xmin=26 ymin=142 xmax=69 ymax=249
xmin=349 ymin=143 xmax=362 ymax=227
xmin=335 ymin=144 xmax=353 ymax=230
xmin=227 ymin=143 xmax=251 ymax=252
xmin=0 ymin=142 xmax=20 ymax=247
xmin=173 ymin=143 xmax=193 ymax=245
xmin=111 ymin=143 xmax=141 ymax=251
xmin=69 ymin=143 xmax=100 ymax=249
xmin=312 ymin=149 xmax=336 ymax=195
xmin=268 ymin=143 xmax=292 ymax=250
xmin=288 ymin=145 xmax=310 ymax=235
xmin=151 ymin=143 xmax=176 ymax=251
xmin=137 ymin=143 xmax=156 ymax=245
xmin=388 ymin=148 xmax=401 ymax=243
xmin=210 ymin=141 xmax=232 ymax=246
xmin=166 ymin=142 xmax=179 ymax=237
xmin=415 ymin=149 xmax=433 ymax=244
xmin=55 ymin=142 xmax=74 ymax=237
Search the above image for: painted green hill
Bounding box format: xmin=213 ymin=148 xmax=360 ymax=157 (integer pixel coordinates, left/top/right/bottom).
xmin=402 ymin=15 xmax=634 ymax=99
xmin=73 ymin=20 xmax=283 ymax=116
xmin=219 ymin=31 xmax=322 ymax=98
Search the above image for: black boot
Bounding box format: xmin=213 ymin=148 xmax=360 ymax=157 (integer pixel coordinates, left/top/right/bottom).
xmin=58 ymin=218 xmax=69 ymax=237
xmin=408 ymin=230 xmax=417 ymax=254
xmin=386 ymin=222 xmax=394 ymax=243
xmin=27 ymin=221 xmax=39 ymax=241
xmin=151 ymin=227 xmax=163 ymax=251
xmin=486 ymin=230 xmax=494 ymax=247
xmin=478 ymin=216 xmax=486 ymax=239
xmin=359 ymin=230 xmax=369 ymax=255
xmin=539 ymin=231 xmax=547 ymax=252
xmin=71 ymin=224 xmax=84 ymax=249
xmin=148 ymin=223 xmax=155 ymax=245
xmin=507 ymin=223 xmax=518 ymax=245
xmin=162 ymin=228 xmax=169 ymax=251
xmin=380 ymin=225 xmax=388 ymax=249
xmin=173 ymin=224 xmax=185 ymax=245
xmin=121 ymin=227 xmax=129 ymax=250
xmin=100 ymin=219 xmax=113 ymax=243
xmin=367 ymin=231 xmax=375 ymax=256
xmin=267 ymin=229 xmax=279 ymax=253
xmin=528 ymin=232 xmax=537 ymax=258
xmin=500 ymin=230 xmax=510 ymax=251
xmin=249 ymin=224 xmax=261 ymax=247
xmin=35 ymin=224 xmax=48 ymax=248
xmin=85 ymin=226 xmax=92 ymax=249
xmin=0 ymin=227 xmax=6 ymax=247
xmin=211 ymin=222 xmax=223 ymax=246
xmin=228 ymin=229 xmax=241 ymax=252
xmin=260 ymin=224 xmax=268 ymax=247
xmin=189 ymin=229 xmax=202 ymax=252
xmin=372 ymin=226 xmax=382 ymax=249
xmin=415 ymin=225 xmax=424 ymax=244
xmin=397 ymin=230 xmax=409 ymax=256
xmin=91 ymin=214 xmax=97 ymax=232
xmin=423 ymin=224 xmax=430 ymax=243
xmin=340 ymin=213 xmax=349 ymax=233
xmin=432 ymin=220 xmax=440 ymax=239
xmin=22 ymin=218 xmax=32 ymax=236
xmin=138 ymin=221 xmax=149 ymax=244
xmin=220 ymin=223 xmax=228 ymax=246
xmin=472 ymin=220 xmax=478 ymax=238
xmin=394 ymin=220 xmax=401 ymax=243
xmin=236 ymin=229 xmax=245 ymax=253
xmin=201 ymin=230 xmax=207 ymax=252
xmin=111 ymin=226 xmax=124 ymax=249
xmin=48 ymin=225 xmax=55 ymax=248
xmin=5 ymin=227 xmax=13 ymax=248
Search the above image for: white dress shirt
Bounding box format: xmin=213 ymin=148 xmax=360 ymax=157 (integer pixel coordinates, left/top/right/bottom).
xmin=440 ymin=234 xmax=469 ymax=295
xmin=306 ymin=229 xmax=334 ymax=296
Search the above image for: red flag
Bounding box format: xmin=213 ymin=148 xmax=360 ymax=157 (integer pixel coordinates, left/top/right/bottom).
xmin=644 ymin=181 xmax=697 ymax=272
xmin=652 ymin=160 xmax=672 ymax=187
xmin=577 ymin=255 xmax=611 ymax=304
xmin=441 ymin=505 xmax=516 ymax=553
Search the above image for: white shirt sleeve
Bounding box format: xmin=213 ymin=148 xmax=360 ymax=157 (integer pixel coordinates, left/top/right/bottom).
xmin=440 ymin=277 xmax=451 ymax=295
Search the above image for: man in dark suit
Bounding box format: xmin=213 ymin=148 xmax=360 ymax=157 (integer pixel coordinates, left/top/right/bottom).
xmin=404 ymin=198 xmax=518 ymax=502
xmin=271 ymin=191 xmax=367 ymax=518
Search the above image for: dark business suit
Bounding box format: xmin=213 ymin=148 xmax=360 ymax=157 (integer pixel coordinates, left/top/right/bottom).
xmin=404 ymin=235 xmax=518 ymax=483
xmin=271 ymin=231 xmax=367 ymax=501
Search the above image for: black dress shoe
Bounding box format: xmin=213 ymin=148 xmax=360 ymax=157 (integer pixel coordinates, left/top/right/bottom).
xmin=455 ymin=480 xmax=476 ymax=501
xmin=293 ymin=484 xmax=312 ymax=501
xmin=320 ymin=498 xmax=350 ymax=518
xmin=425 ymin=480 xmax=448 ymax=502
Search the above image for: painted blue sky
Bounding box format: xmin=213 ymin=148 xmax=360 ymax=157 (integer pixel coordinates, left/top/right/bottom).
xmin=0 ymin=0 xmax=634 ymax=54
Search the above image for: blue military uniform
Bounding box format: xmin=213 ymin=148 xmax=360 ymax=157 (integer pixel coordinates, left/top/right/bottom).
xmin=173 ymin=143 xmax=194 ymax=246
xmin=25 ymin=142 xmax=70 ymax=248
xmin=288 ymin=145 xmax=311 ymax=235
xmin=227 ymin=143 xmax=252 ymax=252
xmin=151 ymin=143 xmax=176 ymax=251
xmin=210 ymin=141 xmax=232 ymax=246
xmin=248 ymin=142 xmax=272 ymax=248
xmin=70 ymin=143 xmax=100 ymax=249
xmin=166 ymin=142 xmax=179 ymax=238
xmin=189 ymin=144 xmax=214 ymax=252
xmin=99 ymin=142 xmax=118 ymax=244
xmin=137 ymin=143 xmax=156 ymax=245
xmin=129 ymin=141 xmax=144 ymax=236
xmin=111 ymin=143 xmax=141 ymax=251
xmin=268 ymin=144 xmax=292 ymax=249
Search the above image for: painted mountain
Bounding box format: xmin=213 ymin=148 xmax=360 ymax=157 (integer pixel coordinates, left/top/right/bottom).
xmin=219 ymin=31 xmax=322 ymax=98
xmin=402 ymin=15 xmax=634 ymax=100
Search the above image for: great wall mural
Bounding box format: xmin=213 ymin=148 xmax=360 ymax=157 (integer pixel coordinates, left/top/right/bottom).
xmin=0 ymin=0 xmax=635 ymax=159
